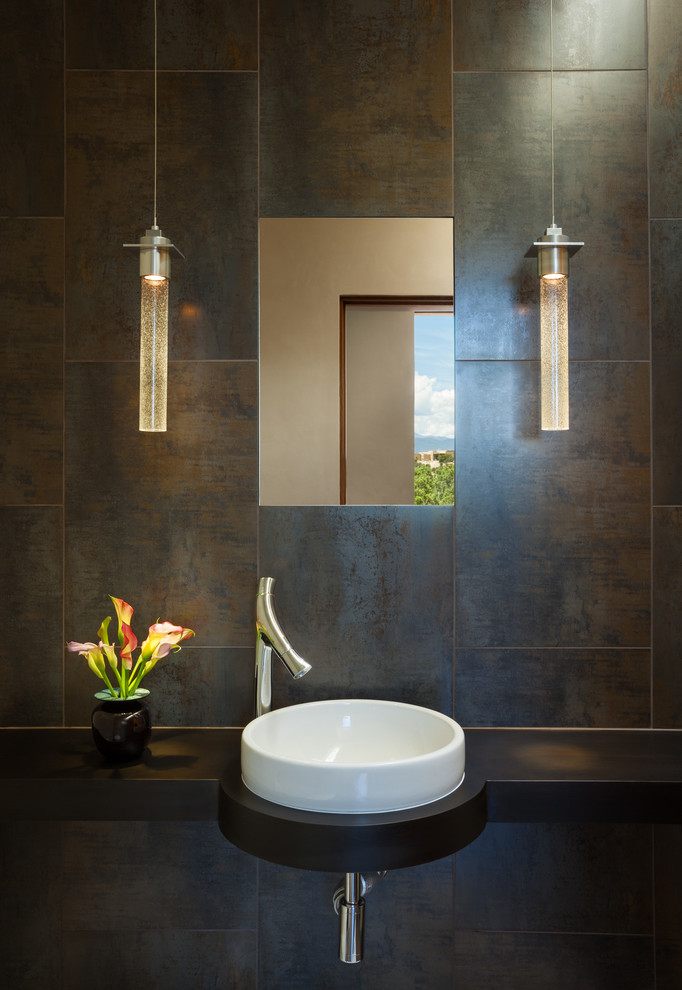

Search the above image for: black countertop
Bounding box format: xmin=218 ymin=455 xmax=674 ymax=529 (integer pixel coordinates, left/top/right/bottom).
xmin=2 ymin=727 xmax=682 ymax=871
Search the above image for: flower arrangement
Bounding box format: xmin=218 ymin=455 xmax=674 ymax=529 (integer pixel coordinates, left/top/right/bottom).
xmin=67 ymin=595 xmax=194 ymax=700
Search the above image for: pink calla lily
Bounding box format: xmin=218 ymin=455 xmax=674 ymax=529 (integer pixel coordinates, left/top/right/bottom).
xmin=140 ymin=622 xmax=195 ymax=662
xmin=67 ymin=641 xmax=99 ymax=655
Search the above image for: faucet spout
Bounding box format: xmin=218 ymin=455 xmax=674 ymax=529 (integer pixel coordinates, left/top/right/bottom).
xmin=255 ymin=577 xmax=312 ymax=717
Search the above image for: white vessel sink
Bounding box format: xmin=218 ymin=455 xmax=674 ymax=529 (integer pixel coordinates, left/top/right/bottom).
xmin=241 ymin=699 xmax=465 ymax=814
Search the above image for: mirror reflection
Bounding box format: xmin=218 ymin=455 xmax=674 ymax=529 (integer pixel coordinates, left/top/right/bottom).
xmin=259 ymin=218 xmax=454 ymax=506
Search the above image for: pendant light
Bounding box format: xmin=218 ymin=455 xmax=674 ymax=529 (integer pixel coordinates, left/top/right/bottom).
xmin=124 ymin=0 xmax=183 ymax=432
xmin=527 ymin=0 xmax=582 ymax=431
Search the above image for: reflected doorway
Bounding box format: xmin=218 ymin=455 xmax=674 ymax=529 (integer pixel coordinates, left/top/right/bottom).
xmin=341 ymin=298 xmax=454 ymax=505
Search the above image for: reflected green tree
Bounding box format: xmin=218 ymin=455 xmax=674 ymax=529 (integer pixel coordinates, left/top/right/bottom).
xmin=414 ymin=460 xmax=454 ymax=505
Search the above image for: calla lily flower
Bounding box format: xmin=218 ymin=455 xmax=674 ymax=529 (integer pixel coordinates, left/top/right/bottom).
xmin=110 ymin=596 xmax=138 ymax=669
xmin=67 ymin=641 xmax=99 ymax=655
xmin=140 ymin=622 xmax=195 ymax=662
xmin=101 ymin=642 xmax=118 ymax=670
xmin=68 ymin=597 xmax=195 ymax=699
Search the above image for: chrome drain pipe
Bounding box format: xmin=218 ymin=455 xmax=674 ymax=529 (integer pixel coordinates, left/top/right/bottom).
xmin=333 ymin=871 xmax=387 ymax=964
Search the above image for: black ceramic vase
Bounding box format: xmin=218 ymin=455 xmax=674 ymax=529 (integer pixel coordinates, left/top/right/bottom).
xmin=91 ymin=697 xmax=152 ymax=761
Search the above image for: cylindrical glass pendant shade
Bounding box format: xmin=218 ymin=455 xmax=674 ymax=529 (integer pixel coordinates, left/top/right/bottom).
xmin=139 ymin=275 xmax=168 ymax=432
xmin=540 ymin=274 xmax=568 ymax=431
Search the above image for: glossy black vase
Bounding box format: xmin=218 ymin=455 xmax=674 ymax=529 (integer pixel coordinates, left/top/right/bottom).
xmin=91 ymin=697 xmax=152 ymax=761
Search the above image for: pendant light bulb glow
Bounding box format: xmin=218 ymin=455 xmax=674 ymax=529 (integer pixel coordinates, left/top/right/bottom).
xmin=139 ymin=226 xmax=171 ymax=432
xmin=530 ymin=224 xmax=582 ymax=431
xmin=125 ymin=225 xmax=182 ymax=432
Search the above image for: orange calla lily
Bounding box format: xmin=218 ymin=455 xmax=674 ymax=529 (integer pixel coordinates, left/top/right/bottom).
xmin=68 ymin=597 xmax=194 ymax=699
xmin=140 ymin=622 xmax=195 ymax=662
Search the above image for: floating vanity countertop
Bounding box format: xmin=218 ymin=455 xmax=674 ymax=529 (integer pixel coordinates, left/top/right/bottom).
xmin=2 ymin=727 xmax=682 ymax=871
xmin=0 ymin=727 xmax=240 ymax=821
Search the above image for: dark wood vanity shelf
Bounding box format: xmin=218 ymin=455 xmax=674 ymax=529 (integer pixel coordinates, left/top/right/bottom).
xmin=2 ymin=727 xmax=682 ymax=872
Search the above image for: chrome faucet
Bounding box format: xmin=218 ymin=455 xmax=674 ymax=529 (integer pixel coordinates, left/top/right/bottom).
xmin=255 ymin=576 xmax=312 ymax=717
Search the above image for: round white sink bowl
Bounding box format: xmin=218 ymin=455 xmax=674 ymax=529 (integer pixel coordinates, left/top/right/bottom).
xmin=241 ymin=699 xmax=465 ymax=814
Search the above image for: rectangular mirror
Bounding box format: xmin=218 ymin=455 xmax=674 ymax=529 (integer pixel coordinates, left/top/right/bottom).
xmin=259 ymin=218 xmax=454 ymax=506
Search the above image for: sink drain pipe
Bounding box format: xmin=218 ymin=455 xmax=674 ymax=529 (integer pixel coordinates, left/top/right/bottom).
xmin=333 ymin=871 xmax=387 ymax=963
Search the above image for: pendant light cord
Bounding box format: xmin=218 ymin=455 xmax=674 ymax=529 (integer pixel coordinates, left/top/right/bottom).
xmin=550 ymin=0 xmax=555 ymax=226
xmin=153 ymin=0 xmax=158 ymax=227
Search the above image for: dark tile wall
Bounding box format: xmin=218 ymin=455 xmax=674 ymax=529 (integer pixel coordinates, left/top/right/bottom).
xmin=1 ymin=0 xmax=680 ymax=988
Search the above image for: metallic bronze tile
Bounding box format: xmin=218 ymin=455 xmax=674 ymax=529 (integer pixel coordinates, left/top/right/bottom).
xmin=653 ymin=507 xmax=682 ymax=728
xmin=66 ymin=0 xmax=257 ymax=70
xmin=648 ymin=0 xmax=682 ymax=218
xmin=0 ymin=508 xmax=63 ymax=726
xmin=455 ymin=361 xmax=650 ymax=647
xmin=552 ymin=70 xmax=648 ymax=360
xmin=456 ymin=648 xmax=650 ymax=727
xmin=64 ymin=361 xmax=257 ymax=684
xmin=0 ymin=823 xmax=62 ymax=987
xmin=652 ymin=220 xmax=682 ymax=505
xmin=654 ymin=825 xmax=682 ymax=990
xmin=453 ymin=931 xmax=654 ymax=990
xmin=552 ymin=0 xmax=646 ymax=70
xmin=65 ymin=70 xmax=258 ymax=361
xmin=454 ymin=71 xmax=550 ymax=360
xmin=0 ymin=219 xmax=63 ymax=505
xmin=454 ymin=70 xmax=648 ymax=361
xmin=63 ymin=820 xmax=257 ymax=929
xmin=63 ymin=932 xmax=256 ymax=990
xmin=0 ymin=0 xmax=63 ymax=216
xmin=453 ymin=0 xmax=549 ymax=71
xmin=455 ymin=822 xmax=652 ymax=934
xmin=453 ymin=0 xmax=646 ymax=71
xmin=260 ymin=0 xmax=452 ymax=217
xmin=259 ymin=506 xmax=453 ymax=713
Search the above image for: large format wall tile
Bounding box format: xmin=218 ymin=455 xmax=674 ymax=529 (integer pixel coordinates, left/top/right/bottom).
xmin=552 ymin=70 xmax=648 ymax=359
xmin=454 ymin=823 xmax=652 ymax=934
xmin=0 ymin=219 xmax=63 ymax=505
xmin=652 ymin=220 xmax=682 ymax=505
xmin=66 ymin=70 xmax=258 ymax=361
xmin=455 ymin=361 xmax=650 ymax=648
xmin=258 ymin=857 xmax=453 ymax=990
xmin=63 ymin=931 xmax=256 ymax=990
xmin=259 ymin=506 xmax=453 ymax=713
xmin=0 ymin=0 xmax=63 ymax=216
xmin=648 ymin=0 xmax=682 ymax=218
xmin=63 ymin=821 xmax=256 ymax=930
xmin=456 ymin=648 xmax=650 ymax=727
xmin=453 ymin=0 xmax=646 ymax=71
xmin=654 ymin=825 xmax=682 ymax=990
xmin=454 ymin=70 xmax=648 ymax=361
xmin=260 ymin=0 xmax=452 ymax=217
xmin=66 ymin=0 xmax=257 ymax=70
xmin=64 ymin=360 xmax=257 ymax=724
xmin=653 ymin=507 xmax=682 ymax=727
xmin=453 ymin=71 xmax=550 ymax=360
xmin=453 ymin=930 xmax=654 ymax=990
xmin=0 ymin=508 xmax=62 ymax=726
xmin=145 ymin=647 xmax=254 ymax=728
xmin=0 ymin=823 xmax=62 ymax=990
xmin=453 ymin=0 xmax=549 ymax=71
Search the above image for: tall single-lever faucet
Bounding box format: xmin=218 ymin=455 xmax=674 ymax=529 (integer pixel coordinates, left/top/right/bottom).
xmin=255 ymin=576 xmax=312 ymax=717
